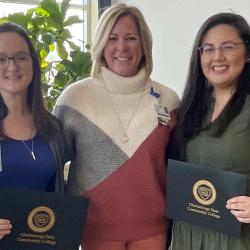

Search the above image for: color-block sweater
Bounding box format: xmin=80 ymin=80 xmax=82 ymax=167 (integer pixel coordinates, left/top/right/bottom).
xmin=54 ymin=66 xmax=180 ymax=241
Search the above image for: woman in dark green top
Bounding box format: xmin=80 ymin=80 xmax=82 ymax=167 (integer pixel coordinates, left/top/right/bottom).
xmin=169 ymin=13 xmax=250 ymax=250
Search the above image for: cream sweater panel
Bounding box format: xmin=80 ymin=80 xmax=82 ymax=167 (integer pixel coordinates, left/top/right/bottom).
xmin=57 ymin=67 xmax=180 ymax=157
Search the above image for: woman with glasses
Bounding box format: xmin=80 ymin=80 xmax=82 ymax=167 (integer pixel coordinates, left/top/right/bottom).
xmin=169 ymin=12 xmax=250 ymax=250
xmin=0 ymin=22 xmax=65 ymax=240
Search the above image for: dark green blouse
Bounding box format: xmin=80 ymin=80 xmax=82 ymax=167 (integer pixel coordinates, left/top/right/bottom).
xmin=171 ymin=96 xmax=250 ymax=250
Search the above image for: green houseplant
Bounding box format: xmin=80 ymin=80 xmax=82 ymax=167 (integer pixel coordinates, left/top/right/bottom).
xmin=0 ymin=0 xmax=92 ymax=110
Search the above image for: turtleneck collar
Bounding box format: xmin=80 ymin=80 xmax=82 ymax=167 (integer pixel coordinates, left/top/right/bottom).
xmin=100 ymin=66 xmax=148 ymax=94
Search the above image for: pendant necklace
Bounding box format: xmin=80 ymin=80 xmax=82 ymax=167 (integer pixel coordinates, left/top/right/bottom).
xmin=104 ymin=83 xmax=146 ymax=143
xmin=21 ymin=137 xmax=36 ymax=160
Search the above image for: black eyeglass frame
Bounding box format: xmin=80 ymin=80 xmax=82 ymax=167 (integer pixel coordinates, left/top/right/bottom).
xmin=0 ymin=52 xmax=31 ymax=70
xmin=198 ymin=41 xmax=246 ymax=55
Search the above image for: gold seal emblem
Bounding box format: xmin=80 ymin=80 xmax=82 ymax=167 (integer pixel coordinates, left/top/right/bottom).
xmin=193 ymin=180 xmax=216 ymax=205
xmin=28 ymin=206 xmax=55 ymax=233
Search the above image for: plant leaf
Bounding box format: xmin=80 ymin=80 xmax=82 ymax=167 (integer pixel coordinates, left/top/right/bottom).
xmin=61 ymin=28 xmax=71 ymax=39
xmin=35 ymin=7 xmax=49 ymax=17
xmin=54 ymin=72 xmax=69 ymax=87
xmin=57 ymin=40 xmax=68 ymax=59
xmin=61 ymin=59 xmax=75 ymax=71
xmin=85 ymin=44 xmax=90 ymax=50
xmin=33 ymin=16 xmax=46 ymax=26
xmin=26 ymin=8 xmax=35 ymax=19
xmin=67 ymin=40 xmax=81 ymax=51
xmin=40 ymin=0 xmax=60 ymax=17
xmin=49 ymin=43 xmax=55 ymax=52
xmin=8 ymin=13 xmax=28 ymax=28
xmin=42 ymin=32 xmax=56 ymax=45
xmin=63 ymin=16 xmax=82 ymax=27
xmin=72 ymin=51 xmax=91 ymax=75
xmin=0 ymin=17 xmax=9 ymax=24
xmin=61 ymin=0 xmax=70 ymax=21
xmin=40 ymin=0 xmax=62 ymax=25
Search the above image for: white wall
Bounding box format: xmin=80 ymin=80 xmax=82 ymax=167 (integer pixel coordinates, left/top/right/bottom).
xmin=112 ymin=0 xmax=250 ymax=97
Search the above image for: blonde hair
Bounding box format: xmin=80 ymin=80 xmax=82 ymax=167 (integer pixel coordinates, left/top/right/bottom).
xmin=91 ymin=3 xmax=152 ymax=78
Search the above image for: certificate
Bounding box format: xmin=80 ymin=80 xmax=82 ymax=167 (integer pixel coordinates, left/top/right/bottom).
xmin=0 ymin=188 xmax=89 ymax=250
xmin=167 ymin=159 xmax=247 ymax=236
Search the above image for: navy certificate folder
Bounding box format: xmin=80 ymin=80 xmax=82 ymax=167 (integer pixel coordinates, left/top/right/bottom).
xmin=0 ymin=188 xmax=89 ymax=250
xmin=167 ymin=159 xmax=247 ymax=237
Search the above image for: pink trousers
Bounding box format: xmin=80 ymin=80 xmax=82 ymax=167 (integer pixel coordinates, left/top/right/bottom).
xmin=82 ymin=233 xmax=166 ymax=250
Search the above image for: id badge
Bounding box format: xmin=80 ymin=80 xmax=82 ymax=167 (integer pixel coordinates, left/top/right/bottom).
xmin=154 ymin=103 xmax=172 ymax=127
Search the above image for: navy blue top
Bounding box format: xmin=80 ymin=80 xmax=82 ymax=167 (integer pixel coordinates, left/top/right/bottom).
xmin=0 ymin=134 xmax=56 ymax=191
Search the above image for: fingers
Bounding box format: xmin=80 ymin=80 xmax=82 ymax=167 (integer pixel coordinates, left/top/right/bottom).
xmin=230 ymin=209 xmax=250 ymax=223
xmin=226 ymin=201 xmax=248 ymax=210
xmin=226 ymin=196 xmax=248 ymax=210
xmin=226 ymin=196 xmax=250 ymax=224
xmin=227 ymin=196 xmax=250 ymax=204
xmin=0 ymin=219 xmax=12 ymax=240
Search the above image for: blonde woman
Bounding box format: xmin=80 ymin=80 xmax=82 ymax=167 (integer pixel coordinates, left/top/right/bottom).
xmin=55 ymin=4 xmax=179 ymax=250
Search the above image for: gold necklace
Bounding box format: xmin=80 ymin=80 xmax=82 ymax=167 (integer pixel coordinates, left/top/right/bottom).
xmin=103 ymin=83 xmax=146 ymax=143
xmin=21 ymin=137 xmax=36 ymax=160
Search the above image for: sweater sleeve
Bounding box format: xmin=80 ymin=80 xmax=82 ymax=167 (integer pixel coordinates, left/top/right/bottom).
xmin=53 ymin=85 xmax=77 ymax=163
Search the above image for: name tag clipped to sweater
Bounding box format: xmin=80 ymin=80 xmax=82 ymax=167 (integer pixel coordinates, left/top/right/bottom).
xmin=155 ymin=104 xmax=172 ymax=126
xmin=150 ymin=87 xmax=172 ymax=127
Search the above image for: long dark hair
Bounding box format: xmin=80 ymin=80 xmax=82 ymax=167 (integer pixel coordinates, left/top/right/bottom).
xmin=0 ymin=22 xmax=55 ymax=141
xmin=170 ymin=13 xmax=250 ymax=160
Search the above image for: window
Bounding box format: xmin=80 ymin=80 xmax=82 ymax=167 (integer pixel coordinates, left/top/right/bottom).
xmin=0 ymin=0 xmax=90 ymax=50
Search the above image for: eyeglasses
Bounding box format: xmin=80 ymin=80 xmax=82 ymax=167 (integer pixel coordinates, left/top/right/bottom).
xmin=0 ymin=52 xmax=31 ymax=70
xmin=198 ymin=42 xmax=245 ymax=56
